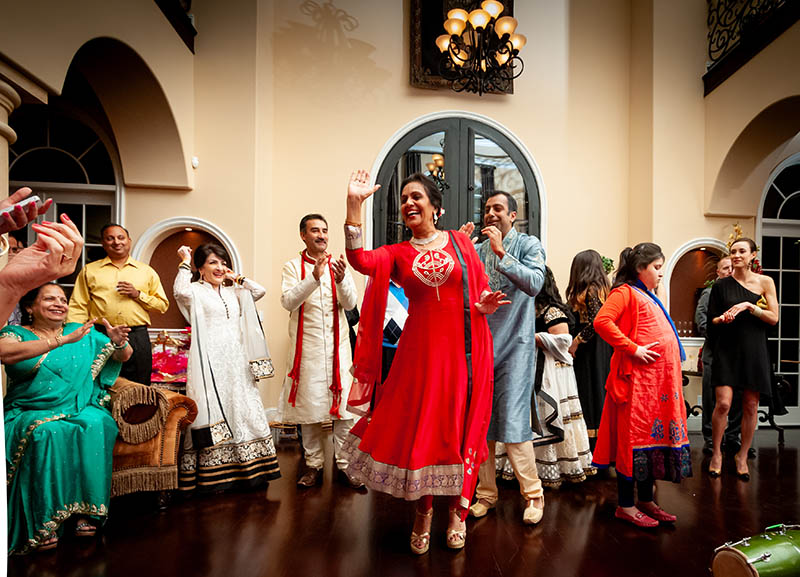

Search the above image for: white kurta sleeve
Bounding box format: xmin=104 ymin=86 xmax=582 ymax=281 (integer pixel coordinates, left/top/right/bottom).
xmin=241 ymin=277 xmax=266 ymax=302
xmin=280 ymin=260 xmax=320 ymax=312
xmin=337 ymin=268 xmax=358 ymax=311
xmin=173 ymin=267 xmax=194 ymax=314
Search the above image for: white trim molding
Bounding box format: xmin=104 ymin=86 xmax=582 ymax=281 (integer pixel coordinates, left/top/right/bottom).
xmin=662 ymin=237 xmax=729 ymax=309
xmin=366 ymin=110 xmax=548 ymax=250
xmin=131 ymin=216 xmax=242 ymax=272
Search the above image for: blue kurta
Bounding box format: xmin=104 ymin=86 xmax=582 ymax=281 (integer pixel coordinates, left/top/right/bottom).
xmin=477 ymin=229 xmax=546 ymax=443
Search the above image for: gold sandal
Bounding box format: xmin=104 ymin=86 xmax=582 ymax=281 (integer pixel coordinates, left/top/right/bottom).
xmin=410 ymin=508 xmax=433 ymax=555
xmin=446 ymin=508 xmax=466 ymax=550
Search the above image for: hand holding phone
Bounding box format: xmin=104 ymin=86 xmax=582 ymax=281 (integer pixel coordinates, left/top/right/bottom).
xmin=0 ymin=188 xmax=52 ymax=234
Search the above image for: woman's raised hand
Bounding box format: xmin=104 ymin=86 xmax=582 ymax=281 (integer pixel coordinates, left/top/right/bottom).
xmin=61 ymin=320 xmax=95 ymax=345
xmin=177 ymin=245 xmax=192 ymax=264
xmin=475 ymin=290 xmax=511 ymax=315
xmin=633 ymin=341 xmax=661 ymax=363
xmin=347 ymin=170 xmax=381 ymax=206
xmin=101 ymin=318 xmax=131 ymax=347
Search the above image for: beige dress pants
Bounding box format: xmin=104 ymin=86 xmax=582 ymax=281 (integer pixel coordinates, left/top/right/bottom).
xmin=301 ymin=420 xmax=354 ymax=469
xmin=475 ymin=440 xmax=543 ymax=504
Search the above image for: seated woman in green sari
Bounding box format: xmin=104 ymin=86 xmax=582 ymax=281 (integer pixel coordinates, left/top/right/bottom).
xmin=0 ymin=283 xmax=132 ymax=554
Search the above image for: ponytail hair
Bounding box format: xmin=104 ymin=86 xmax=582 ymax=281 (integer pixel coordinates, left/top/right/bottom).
xmin=613 ymin=242 xmax=664 ymax=288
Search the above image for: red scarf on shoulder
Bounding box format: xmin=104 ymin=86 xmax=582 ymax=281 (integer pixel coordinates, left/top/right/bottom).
xmin=287 ymin=250 xmax=343 ymax=418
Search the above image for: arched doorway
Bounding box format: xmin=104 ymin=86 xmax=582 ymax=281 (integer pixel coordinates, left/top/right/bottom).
xmin=758 ymin=153 xmax=800 ymax=425
xmin=370 ymin=112 xmax=546 ymax=248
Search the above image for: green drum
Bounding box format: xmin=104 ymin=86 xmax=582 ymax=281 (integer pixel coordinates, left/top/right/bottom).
xmin=712 ymin=525 xmax=800 ymax=577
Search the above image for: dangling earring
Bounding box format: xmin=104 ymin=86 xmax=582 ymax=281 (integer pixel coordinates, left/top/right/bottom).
xmin=433 ymin=212 xmax=439 ymax=225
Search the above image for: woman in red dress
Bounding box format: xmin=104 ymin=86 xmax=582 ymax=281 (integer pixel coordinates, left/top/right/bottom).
xmin=592 ymin=243 xmax=692 ymax=528
xmin=340 ymin=170 xmax=507 ymax=554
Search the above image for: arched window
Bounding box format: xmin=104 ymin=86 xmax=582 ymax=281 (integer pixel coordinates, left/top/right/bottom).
xmin=9 ymin=104 xmax=120 ymax=289
xmin=372 ymin=115 xmax=542 ymax=247
xmin=759 ymin=155 xmax=800 ymax=423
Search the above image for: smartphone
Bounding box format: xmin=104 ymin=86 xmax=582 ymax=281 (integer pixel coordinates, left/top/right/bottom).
xmin=0 ymin=195 xmax=41 ymax=218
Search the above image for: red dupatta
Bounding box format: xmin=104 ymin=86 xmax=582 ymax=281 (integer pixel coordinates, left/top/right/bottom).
xmin=287 ymin=250 xmax=344 ymax=418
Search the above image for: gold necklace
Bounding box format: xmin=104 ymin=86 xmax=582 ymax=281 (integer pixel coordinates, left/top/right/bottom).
xmin=29 ymin=325 xmax=63 ymax=340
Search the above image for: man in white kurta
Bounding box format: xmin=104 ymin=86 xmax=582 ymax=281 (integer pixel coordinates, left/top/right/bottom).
xmin=280 ymin=214 xmax=362 ymax=488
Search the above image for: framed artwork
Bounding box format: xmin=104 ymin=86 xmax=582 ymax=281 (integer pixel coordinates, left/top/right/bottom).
xmin=409 ymin=0 xmax=515 ymax=94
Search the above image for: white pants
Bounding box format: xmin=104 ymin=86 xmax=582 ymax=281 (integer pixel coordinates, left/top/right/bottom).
xmin=301 ymin=420 xmax=354 ymax=469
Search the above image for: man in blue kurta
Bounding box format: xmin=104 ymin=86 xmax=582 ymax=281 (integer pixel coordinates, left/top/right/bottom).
xmin=472 ymin=191 xmax=547 ymax=525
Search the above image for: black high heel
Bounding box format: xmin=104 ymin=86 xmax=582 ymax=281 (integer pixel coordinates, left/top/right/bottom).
xmin=734 ymin=454 xmax=750 ymax=481
xmin=708 ymin=468 xmax=721 ymax=479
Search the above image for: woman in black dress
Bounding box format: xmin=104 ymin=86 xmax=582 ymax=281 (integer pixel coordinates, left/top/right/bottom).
xmin=707 ymin=238 xmax=778 ymax=479
xmin=566 ymin=250 xmax=613 ymax=448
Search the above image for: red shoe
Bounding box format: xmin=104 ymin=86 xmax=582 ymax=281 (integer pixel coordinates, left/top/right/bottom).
xmin=615 ymin=507 xmax=658 ymax=528
xmin=637 ymin=501 xmax=677 ymax=523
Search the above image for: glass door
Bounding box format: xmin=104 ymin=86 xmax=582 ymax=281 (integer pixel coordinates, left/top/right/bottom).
xmin=374 ymin=117 xmax=540 ymax=247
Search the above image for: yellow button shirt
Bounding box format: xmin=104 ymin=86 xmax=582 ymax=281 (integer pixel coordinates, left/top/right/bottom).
xmin=67 ymin=256 xmax=169 ymax=326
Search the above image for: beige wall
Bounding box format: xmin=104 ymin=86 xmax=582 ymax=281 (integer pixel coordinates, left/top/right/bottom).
xmin=3 ymin=1 xmax=799 ymax=408
xmin=0 ymin=0 xmax=196 ymax=190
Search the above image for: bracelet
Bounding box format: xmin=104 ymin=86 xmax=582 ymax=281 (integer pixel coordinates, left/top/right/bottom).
xmin=179 ymin=262 xmax=191 ymax=271
xmin=113 ymin=340 xmax=128 ymax=350
xmin=54 ymin=334 xmax=63 ymax=348
xmin=345 ymin=220 xmax=362 ymax=227
xmin=751 ymin=306 xmax=762 ymax=318
xmin=45 ymin=338 xmax=53 ymax=350
xmin=235 ymin=275 xmax=246 ymax=285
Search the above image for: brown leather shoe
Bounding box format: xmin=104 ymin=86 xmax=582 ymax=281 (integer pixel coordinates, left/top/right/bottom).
xmin=297 ymin=467 xmax=322 ymax=487
xmin=335 ymin=466 xmax=365 ymax=490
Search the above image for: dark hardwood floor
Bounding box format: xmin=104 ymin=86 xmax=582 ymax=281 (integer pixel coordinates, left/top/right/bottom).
xmin=8 ymin=429 xmax=799 ymax=577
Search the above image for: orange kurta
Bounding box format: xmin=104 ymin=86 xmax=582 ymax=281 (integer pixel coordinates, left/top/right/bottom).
xmin=591 ymin=284 xmax=691 ymax=481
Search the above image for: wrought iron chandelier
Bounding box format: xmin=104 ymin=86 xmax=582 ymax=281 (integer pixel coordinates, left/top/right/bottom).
xmin=425 ymin=153 xmax=449 ymax=192
xmin=436 ymin=1 xmax=526 ymax=95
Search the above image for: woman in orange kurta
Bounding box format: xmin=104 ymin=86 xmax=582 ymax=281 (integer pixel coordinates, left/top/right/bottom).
xmin=592 ymin=243 xmax=691 ymax=528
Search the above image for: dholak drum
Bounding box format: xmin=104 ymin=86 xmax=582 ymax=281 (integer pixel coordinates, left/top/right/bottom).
xmin=712 ymin=525 xmax=800 ymax=576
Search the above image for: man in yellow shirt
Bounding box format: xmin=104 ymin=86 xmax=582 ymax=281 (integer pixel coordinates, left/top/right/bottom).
xmin=68 ymin=223 xmax=169 ymax=385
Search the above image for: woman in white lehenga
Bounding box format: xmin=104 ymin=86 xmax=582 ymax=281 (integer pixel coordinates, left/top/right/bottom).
xmin=532 ymin=267 xmax=595 ymax=488
xmin=174 ymin=244 xmax=280 ymax=493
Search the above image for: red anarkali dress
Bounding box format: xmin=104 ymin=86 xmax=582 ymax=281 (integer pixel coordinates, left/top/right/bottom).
xmin=341 ymin=232 xmax=494 ymax=508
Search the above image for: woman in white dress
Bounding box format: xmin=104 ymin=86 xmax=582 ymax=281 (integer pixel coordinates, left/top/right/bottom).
xmin=174 ymin=243 xmax=280 ymax=493
xmin=533 ymin=267 xmax=595 ymax=487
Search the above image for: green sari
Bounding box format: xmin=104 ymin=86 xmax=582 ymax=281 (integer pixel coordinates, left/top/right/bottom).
xmin=2 ymin=323 xmax=121 ymax=555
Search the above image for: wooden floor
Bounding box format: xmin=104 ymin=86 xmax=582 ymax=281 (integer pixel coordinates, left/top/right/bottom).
xmin=8 ymin=429 xmax=799 ymax=577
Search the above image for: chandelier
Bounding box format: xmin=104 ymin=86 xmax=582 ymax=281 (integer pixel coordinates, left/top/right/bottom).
xmin=436 ymin=1 xmax=526 ymax=95
xmin=425 ymin=153 xmax=449 ymax=192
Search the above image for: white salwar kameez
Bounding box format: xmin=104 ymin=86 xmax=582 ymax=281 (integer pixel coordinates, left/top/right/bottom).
xmin=173 ymin=269 xmax=280 ymax=492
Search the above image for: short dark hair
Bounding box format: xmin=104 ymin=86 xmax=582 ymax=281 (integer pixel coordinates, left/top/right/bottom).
xmin=613 ymin=242 xmax=665 ymax=288
xmin=300 ymin=214 xmax=328 ymax=232
xmin=400 ymin=173 xmax=442 ymax=212
xmin=100 ymin=223 xmax=130 ymax=238
xmin=193 ymin=243 xmax=229 ymax=271
xmin=486 ymin=191 xmax=518 ymax=214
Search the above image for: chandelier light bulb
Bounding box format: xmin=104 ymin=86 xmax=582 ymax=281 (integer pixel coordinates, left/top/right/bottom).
xmin=494 ymin=16 xmax=517 ymax=38
xmin=447 ymin=8 xmax=469 ymax=22
xmin=436 ymin=34 xmax=451 ymax=52
xmin=444 ymin=17 xmax=467 ymax=36
xmin=494 ymin=51 xmax=510 ymax=66
xmin=426 ymin=162 xmax=436 ymax=172
xmin=481 ymin=0 xmax=504 ymax=19
xmin=510 ymin=33 xmax=527 ymax=51
xmin=432 ymin=154 xmax=444 ymax=167
xmin=468 ymin=9 xmax=491 ymax=30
